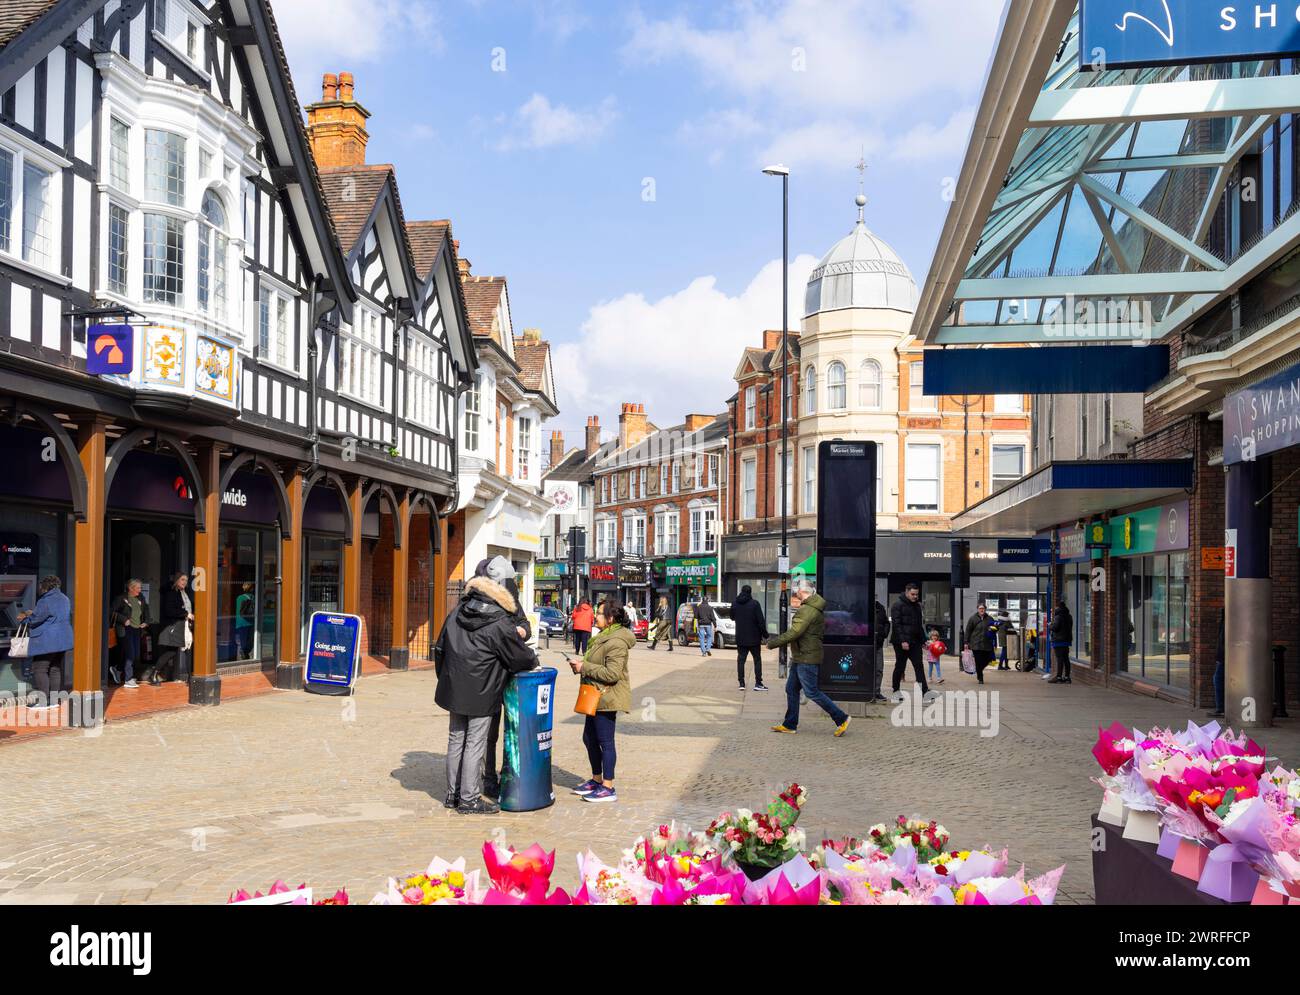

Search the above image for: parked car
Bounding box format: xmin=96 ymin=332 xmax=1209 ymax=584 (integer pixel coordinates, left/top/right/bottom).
xmin=632 ymin=617 xmax=649 ymax=640
xmin=536 ymin=606 xmax=568 ymax=639
xmin=674 ymin=602 xmax=735 ymax=648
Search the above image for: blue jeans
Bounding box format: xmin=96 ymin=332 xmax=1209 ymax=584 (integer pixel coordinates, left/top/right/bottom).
xmin=698 ymin=624 xmax=714 ymax=654
xmin=783 ymin=664 xmax=848 ymax=730
xmin=120 ymin=627 xmax=141 ymax=682
xmin=583 ymin=712 xmax=618 ymax=781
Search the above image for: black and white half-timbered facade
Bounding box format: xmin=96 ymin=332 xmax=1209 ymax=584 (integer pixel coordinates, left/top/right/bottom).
xmin=0 ymin=0 xmax=475 ymax=722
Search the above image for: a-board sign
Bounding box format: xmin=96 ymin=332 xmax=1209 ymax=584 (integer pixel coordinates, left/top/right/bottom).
xmin=305 ymin=611 xmax=362 ymax=695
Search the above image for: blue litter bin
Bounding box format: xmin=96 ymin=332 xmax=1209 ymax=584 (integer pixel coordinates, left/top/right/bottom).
xmin=500 ymin=668 xmax=557 ymax=812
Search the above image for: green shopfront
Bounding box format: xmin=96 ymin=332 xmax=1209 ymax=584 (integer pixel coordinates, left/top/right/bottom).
xmin=665 ymin=556 xmax=719 ymax=610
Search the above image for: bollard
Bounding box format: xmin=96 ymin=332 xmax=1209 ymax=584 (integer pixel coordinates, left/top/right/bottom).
xmin=1273 ymin=645 xmax=1289 ymax=719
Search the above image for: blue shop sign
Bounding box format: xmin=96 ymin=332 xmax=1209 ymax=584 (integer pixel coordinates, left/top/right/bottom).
xmin=1081 ymin=0 xmax=1300 ymax=69
xmin=305 ymin=611 xmax=362 ymax=692
xmin=1223 ymin=361 xmax=1300 ymax=465
xmin=86 ymin=323 xmax=133 ymax=375
xmin=997 ymin=538 xmax=1053 ymax=564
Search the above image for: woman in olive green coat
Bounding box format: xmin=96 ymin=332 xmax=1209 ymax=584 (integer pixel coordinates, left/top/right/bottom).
xmin=569 ymin=597 xmax=635 ymax=803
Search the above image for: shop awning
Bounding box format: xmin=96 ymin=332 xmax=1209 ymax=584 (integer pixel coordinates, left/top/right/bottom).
xmin=951 ymin=460 xmax=1194 ymax=538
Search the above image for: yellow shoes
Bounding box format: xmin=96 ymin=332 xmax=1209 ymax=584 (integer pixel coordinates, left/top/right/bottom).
xmin=771 ymin=724 xmax=797 ymax=735
xmin=834 ymin=716 xmax=852 ymax=738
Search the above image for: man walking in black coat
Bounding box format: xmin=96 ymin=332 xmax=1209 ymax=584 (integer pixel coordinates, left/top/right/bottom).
xmin=731 ymin=585 xmax=768 ymax=692
xmin=889 ymin=582 xmax=930 ymax=699
xmin=434 ymin=571 xmax=537 ymax=814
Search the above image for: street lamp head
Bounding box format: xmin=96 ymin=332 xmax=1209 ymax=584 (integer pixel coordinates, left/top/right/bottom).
xmin=762 ymin=164 xmax=790 ymax=177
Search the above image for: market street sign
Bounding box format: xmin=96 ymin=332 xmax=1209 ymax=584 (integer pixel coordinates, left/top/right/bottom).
xmin=1080 ymin=0 xmax=1300 ymax=69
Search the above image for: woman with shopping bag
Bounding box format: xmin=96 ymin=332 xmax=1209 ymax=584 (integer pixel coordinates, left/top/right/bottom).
xmin=17 ymin=575 xmax=73 ymax=704
xmin=568 ymin=597 xmax=634 ymax=805
xmin=157 ymin=572 xmax=194 ymax=683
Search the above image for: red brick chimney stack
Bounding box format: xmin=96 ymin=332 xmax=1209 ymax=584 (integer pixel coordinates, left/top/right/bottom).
xmin=305 ymin=70 xmax=371 ymax=169
xmin=549 ymin=430 xmax=565 ymax=468
xmin=585 ymin=416 xmax=601 ymax=458
xmin=619 ymin=403 xmax=649 ymax=451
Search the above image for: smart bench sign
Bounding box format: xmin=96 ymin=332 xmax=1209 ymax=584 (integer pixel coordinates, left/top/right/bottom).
xmin=1080 ymin=0 xmax=1300 ymax=69
xmin=305 ymin=611 xmax=362 ymax=696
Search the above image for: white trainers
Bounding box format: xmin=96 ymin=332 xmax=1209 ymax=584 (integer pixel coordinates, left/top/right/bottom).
xmin=124 ymin=679 xmax=139 ymax=689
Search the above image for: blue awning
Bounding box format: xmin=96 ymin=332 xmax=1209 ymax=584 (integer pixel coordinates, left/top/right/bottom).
xmin=923 ymin=346 xmax=1171 ymax=396
xmin=952 ymin=459 xmax=1195 ymax=537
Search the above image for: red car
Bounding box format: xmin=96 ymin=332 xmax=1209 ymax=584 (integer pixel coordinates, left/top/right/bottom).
xmin=632 ymin=618 xmax=649 ymax=641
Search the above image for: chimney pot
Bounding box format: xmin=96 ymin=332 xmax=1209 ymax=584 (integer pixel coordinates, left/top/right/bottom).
xmin=322 ymin=73 xmax=339 ymax=101
xmin=339 ymin=71 xmax=355 ymax=101
xmin=305 ymin=70 xmax=369 ymax=168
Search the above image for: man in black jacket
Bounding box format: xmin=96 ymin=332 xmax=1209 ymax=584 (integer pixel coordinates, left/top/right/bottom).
xmin=477 ymin=557 xmax=531 ymax=799
xmin=731 ymin=585 xmax=768 ymax=691
xmin=434 ymin=572 xmax=537 ymax=814
xmin=889 ymin=582 xmax=930 ymax=699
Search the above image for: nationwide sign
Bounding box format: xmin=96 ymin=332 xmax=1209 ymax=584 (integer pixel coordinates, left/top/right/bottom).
xmin=1081 ymin=0 xmax=1300 ymax=69
xmin=86 ymin=323 xmax=134 ymax=375
xmin=1222 ymin=359 xmax=1300 ymax=465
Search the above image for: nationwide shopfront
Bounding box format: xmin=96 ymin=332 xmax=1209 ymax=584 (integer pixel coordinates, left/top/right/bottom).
xmin=534 ymin=561 xmax=568 ymax=608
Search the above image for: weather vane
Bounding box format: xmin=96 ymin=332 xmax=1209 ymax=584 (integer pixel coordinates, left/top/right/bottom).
xmin=854 ymin=149 xmax=868 ymax=222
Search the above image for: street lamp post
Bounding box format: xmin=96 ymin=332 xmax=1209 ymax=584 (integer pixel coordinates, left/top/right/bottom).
xmin=763 ymin=164 xmax=790 ymax=678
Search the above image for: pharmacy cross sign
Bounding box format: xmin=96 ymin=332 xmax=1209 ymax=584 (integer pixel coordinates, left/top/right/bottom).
xmin=1080 ymin=0 xmax=1300 ymax=69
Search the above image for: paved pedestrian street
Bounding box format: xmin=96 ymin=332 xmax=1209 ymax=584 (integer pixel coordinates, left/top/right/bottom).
xmin=2 ymin=646 xmax=1297 ymax=906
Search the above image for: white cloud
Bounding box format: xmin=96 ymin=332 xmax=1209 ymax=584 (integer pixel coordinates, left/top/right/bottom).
xmin=553 ymin=255 xmax=818 ymax=430
xmin=494 ymin=94 xmax=618 ymax=151
xmin=627 ymin=0 xmax=1002 ymax=172
xmin=894 ymin=107 xmax=977 ymax=163
xmin=272 ymin=0 xmax=441 ymax=65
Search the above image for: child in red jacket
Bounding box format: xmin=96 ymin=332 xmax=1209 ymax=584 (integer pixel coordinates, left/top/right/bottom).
xmin=924 ymin=629 xmax=947 ymax=686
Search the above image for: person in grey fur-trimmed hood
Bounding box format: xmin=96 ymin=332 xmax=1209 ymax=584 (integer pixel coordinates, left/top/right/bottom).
xmin=434 ymin=570 xmax=536 ymax=815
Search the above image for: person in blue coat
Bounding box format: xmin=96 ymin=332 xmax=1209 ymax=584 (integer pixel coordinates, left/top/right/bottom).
xmin=19 ymin=575 xmax=73 ymax=702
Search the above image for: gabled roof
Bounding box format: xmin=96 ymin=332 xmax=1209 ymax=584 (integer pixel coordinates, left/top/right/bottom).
xmin=545 ymin=440 xmax=619 ymax=483
xmin=318 ymin=165 xmax=393 ymax=253
xmin=406 ymin=220 xmax=451 ymax=281
xmin=462 ymin=275 xmax=509 ymax=343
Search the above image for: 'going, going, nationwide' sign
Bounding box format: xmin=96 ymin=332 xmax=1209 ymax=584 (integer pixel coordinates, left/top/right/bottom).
xmin=1080 ymin=0 xmax=1300 ymax=69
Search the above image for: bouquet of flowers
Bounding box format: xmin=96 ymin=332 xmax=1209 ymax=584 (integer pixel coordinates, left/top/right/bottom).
xmin=867 ymin=816 xmax=950 ymax=863
xmin=228 ymin=881 xmax=349 ymax=905
xmin=944 ymin=866 xmax=1065 ymax=906
xmin=372 ymin=856 xmax=482 ymax=906
xmin=480 ymin=842 xmax=571 ymax=905
xmin=706 ymin=783 xmax=808 ymax=871
xmin=572 ymin=851 xmax=655 ymax=906
xmin=918 ymin=848 xmax=1009 ymax=886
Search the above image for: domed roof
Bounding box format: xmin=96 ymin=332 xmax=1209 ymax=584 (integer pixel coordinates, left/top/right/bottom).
xmin=805 ymin=198 xmax=918 ymax=317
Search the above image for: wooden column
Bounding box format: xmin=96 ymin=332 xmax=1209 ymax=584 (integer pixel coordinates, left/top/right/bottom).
xmin=432 ymin=515 xmax=449 ymax=641
xmin=277 ymin=469 xmax=305 ymax=689
xmin=388 ymin=492 xmax=411 ymax=670
xmin=342 ymin=477 xmax=363 ymax=615
xmin=71 ymin=419 xmax=106 ymax=726
xmin=190 ymin=443 xmax=222 ymax=705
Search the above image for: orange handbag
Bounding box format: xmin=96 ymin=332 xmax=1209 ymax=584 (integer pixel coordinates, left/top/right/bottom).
xmin=106 ymin=628 xmax=118 ymax=650
xmin=574 ymin=683 xmax=601 ymax=716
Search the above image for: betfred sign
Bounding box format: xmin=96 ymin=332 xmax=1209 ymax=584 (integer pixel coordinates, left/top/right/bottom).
xmin=1081 ymin=0 xmax=1300 ymax=69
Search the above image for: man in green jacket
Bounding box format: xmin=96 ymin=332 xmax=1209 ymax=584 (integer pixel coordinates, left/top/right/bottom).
xmin=767 ymin=582 xmax=850 ymax=737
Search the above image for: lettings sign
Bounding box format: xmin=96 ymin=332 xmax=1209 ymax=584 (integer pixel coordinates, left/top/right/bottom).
xmin=1081 ymin=1 xmax=1300 ymax=69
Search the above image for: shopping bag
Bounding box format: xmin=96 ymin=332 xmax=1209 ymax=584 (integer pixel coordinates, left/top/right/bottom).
xmin=960 ymin=649 xmax=976 ymax=675
xmin=106 ymin=627 xmax=118 ymax=650
xmin=574 ymin=683 xmax=601 ymax=716
xmin=8 ymin=622 xmax=29 ymax=658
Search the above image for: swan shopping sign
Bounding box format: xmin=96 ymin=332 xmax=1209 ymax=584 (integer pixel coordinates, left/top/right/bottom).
xmin=1081 ymin=1 xmax=1300 ymax=68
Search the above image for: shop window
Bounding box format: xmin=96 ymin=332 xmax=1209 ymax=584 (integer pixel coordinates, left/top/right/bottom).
xmin=1117 ymin=553 xmax=1190 ymax=689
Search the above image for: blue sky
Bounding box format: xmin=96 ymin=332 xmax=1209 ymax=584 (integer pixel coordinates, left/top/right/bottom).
xmin=272 ymin=0 xmax=1007 ymax=444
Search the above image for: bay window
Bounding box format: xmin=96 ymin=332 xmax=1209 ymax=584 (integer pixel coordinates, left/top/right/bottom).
xmin=142 ymin=213 xmax=184 ymax=304
xmin=804 ymin=365 xmax=817 ymax=415
xmin=860 ymin=360 xmax=882 ymax=408
xmin=340 ymin=306 xmax=383 ymax=406
xmin=517 ymin=415 xmax=533 ymax=481
xmin=109 ymin=118 xmax=130 ymax=192
xmin=406 ymin=335 xmax=441 ymax=431
xmin=197 ymin=190 xmax=228 ymax=320
xmin=108 ymin=204 xmax=129 ymax=295
xmin=144 ymin=129 xmax=185 ymax=207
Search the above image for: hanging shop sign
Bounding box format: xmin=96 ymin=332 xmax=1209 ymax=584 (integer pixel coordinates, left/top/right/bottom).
xmin=543 ymin=480 xmax=580 ymax=515
xmin=1057 ymin=527 xmax=1089 ymax=562
xmin=665 ymin=557 xmax=718 ymax=583
xmin=1080 ymin=0 xmax=1300 ymax=70
xmin=1086 ymin=519 xmax=1112 ymax=551
xmin=997 ymin=538 xmax=1053 ymax=564
xmin=304 ymin=611 xmax=362 ymax=695
xmin=86 ymin=323 xmax=134 ymax=375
